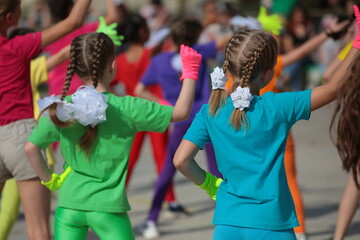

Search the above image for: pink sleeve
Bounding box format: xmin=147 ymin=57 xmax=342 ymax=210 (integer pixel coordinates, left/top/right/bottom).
xmin=44 ymin=22 xmax=99 ymax=55
xmin=9 ymin=32 xmax=42 ymax=61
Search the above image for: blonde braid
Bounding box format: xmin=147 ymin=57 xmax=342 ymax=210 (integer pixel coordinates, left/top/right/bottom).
xmin=238 ymin=42 xmax=266 ymax=88
xmin=228 ymin=30 xmax=269 ymax=130
xmin=208 ymin=33 xmax=241 ymax=116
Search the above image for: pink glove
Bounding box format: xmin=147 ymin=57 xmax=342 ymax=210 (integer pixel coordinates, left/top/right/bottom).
xmin=180 ymin=44 xmax=202 ymax=82
xmin=352 ymin=5 xmax=360 ymax=49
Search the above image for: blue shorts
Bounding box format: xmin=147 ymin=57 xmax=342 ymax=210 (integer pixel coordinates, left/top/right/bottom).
xmin=213 ymin=225 xmax=296 ymax=240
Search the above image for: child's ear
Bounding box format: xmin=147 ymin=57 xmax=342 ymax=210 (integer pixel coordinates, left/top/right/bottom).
xmin=5 ymin=12 xmax=13 ymax=25
xmin=262 ymin=68 xmax=275 ymax=86
xmin=109 ymin=59 xmax=116 ymax=73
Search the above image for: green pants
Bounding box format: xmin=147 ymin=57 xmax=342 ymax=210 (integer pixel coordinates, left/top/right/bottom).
xmin=55 ymin=207 xmax=135 ymax=240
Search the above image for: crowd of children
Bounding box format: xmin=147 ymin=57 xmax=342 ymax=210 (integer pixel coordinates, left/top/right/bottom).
xmin=0 ymin=0 xmax=360 ymax=240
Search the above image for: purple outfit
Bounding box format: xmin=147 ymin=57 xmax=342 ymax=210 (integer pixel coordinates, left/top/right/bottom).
xmin=141 ymin=41 xmax=222 ymax=222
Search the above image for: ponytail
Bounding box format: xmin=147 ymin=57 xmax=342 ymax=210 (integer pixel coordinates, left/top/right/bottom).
xmin=79 ymin=33 xmax=105 ymax=156
xmin=208 ymin=90 xmax=228 ymax=116
xmin=39 ymin=43 xmax=77 ymax=127
xmin=227 ymin=31 xmax=269 ymax=130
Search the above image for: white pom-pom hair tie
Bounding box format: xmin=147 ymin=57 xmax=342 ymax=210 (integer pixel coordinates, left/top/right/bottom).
xmin=38 ymin=85 xmax=108 ymax=127
xmin=210 ymin=67 xmax=228 ymax=90
xmin=230 ymin=86 xmax=253 ymax=111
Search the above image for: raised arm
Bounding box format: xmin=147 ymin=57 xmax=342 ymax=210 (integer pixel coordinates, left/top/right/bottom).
xmin=282 ymin=19 xmax=350 ymax=67
xmin=41 ymin=0 xmax=92 ymax=48
xmin=46 ymin=45 xmax=70 ymax=71
xmin=104 ymin=0 xmax=119 ymax=24
xmin=310 ymin=6 xmax=360 ymax=111
xmin=171 ymin=45 xmax=201 ymax=122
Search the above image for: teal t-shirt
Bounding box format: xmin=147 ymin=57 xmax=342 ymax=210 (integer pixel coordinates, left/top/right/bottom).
xmin=28 ymin=93 xmax=173 ymax=213
xmin=184 ymin=89 xmax=312 ymax=230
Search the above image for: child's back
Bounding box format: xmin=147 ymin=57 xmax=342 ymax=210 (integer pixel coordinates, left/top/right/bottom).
xmin=185 ymin=90 xmax=311 ymax=229
xmin=31 ymin=93 xmax=172 ymax=212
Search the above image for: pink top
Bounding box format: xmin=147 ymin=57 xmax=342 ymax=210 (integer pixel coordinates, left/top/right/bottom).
xmin=111 ymin=48 xmax=163 ymax=98
xmin=0 ymin=32 xmax=42 ymax=126
xmin=44 ymin=23 xmax=98 ymax=96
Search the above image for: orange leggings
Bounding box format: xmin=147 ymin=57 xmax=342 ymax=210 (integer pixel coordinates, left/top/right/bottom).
xmin=126 ymin=130 xmax=176 ymax=203
xmin=285 ymin=132 xmax=306 ymax=233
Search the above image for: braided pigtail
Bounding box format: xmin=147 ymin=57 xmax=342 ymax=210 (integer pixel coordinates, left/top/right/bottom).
xmin=226 ymin=29 xmax=278 ymax=130
xmin=79 ymin=33 xmax=105 ymax=156
xmin=208 ymin=38 xmax=235 ymax=116
xmin=40 ymin=42 xmax=78 ymax=128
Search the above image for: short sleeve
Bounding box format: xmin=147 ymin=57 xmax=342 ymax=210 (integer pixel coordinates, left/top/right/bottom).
xmin=124 ymin=97 xmax=173 ymax=132
xmin=140 ymin=58 xmax=158 ymax=86
xmin=193 ymin=41 xmax=217 ymax=60
xmin=183 ymin=106 xmax=210 ymax=149
xmin=28 ymin=117 xmax=60 ymax=149
xmin=273 ymin=89 xmax=312 ymax=125
xmin=10 ymin=32 xmax=42 ymax=61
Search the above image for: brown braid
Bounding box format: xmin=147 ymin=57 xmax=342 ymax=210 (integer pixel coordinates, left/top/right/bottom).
xmin=40 ymin=40 xmax=79 ymax=127
xmin=91 ymin=33 xmax=105 ymax=88
xmin=79 ymin=33 xmax=106 ymax=156
xmin=211 ymin=29 xmax=278 ymax=130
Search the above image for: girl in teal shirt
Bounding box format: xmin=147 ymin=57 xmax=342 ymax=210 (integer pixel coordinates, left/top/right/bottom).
xmin=174 ymin=5 xmax=360 ymax=240
xmin=24 ymin=32 xmax=202 ymax=240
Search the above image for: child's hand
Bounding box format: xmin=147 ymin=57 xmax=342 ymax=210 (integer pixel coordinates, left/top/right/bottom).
xmin=257 ymin=6 xmax=283 ymax=36
xmin=180 ymin=44 xmax=202 ymax=82
xmin=325 ymin=18 xmax=351 ymax=40
xmin=41 ymin=166 xmax=72 ymax=191
xmin=352 ymin=5 xmax=360 ymax=49
xmin=96 ymin=16 xmax=124 ymax=46
xmin=196 ymin=171 xmax=223 ymax=201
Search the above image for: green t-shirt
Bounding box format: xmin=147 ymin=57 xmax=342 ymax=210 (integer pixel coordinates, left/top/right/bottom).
xmin=28 ymin=93 xmax=173 ymax=213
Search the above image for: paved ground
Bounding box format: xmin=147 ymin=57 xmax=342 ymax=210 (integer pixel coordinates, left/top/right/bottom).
xmin=6 ymin=103 xmax=360 ymax=240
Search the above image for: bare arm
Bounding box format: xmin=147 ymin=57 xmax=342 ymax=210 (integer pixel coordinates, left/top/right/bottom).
xmin=322 ymin=58 xmax=342 ymax=83
xmin=173 ymin=140 xmax=205 ymax=185
xmin=24 ymin=142 xmax=52 ymax=183
xmin=171 ymin=78 xmax=196 ymax=122
xmin=41 ymin=0 xmax=92 ymax=48
xmin=282 ymin=20 xmax=350 ymax=67
xmin=104 ymin=0 xmax=119 ymax=24
xmin=46 ymin=45 xmax=70 ymax=71
xmin=311 ymin=47 xmax=358 ymax=111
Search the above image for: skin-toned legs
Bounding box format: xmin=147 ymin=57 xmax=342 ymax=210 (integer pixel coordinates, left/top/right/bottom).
xmin=333 ymin=174 xmax=360 ymax=240
xmin=17 ymin=178 xmax=51 ymax=240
